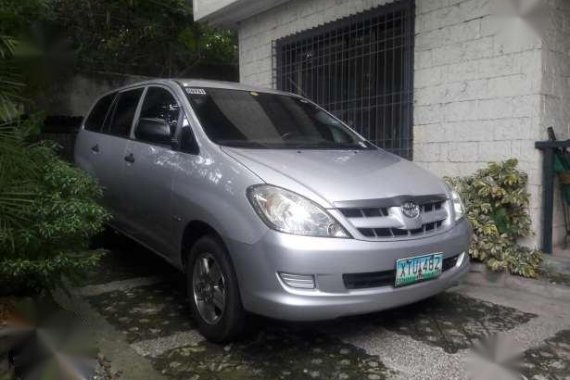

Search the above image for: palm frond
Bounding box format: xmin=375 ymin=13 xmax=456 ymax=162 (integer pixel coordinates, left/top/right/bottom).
xmin=0 ymin=39 xmax=25 ymax=122
xmin=0 ymin=119 xmax=43 ymax=242
xmin=0 ymin=36 xmax=18 ymax=59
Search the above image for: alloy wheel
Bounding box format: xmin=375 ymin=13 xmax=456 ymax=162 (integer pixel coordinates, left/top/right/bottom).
xmin=192 ymin=252 xmax=227 ymax=324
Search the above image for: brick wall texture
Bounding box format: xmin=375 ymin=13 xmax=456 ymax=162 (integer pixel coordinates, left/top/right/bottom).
xmin=237 ymin=0 xmax=570 ymax=249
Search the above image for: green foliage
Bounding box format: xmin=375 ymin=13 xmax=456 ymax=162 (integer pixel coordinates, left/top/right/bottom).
xmin=0 ymin=2 xmax=109 ymax=295
xmin=446 ymin=159 xmax=543 ymax=278
xmin=0 ymin=118 xmax=39 ymax=238
xmin=0 ymin=1 xmax=53 ymax=122
xmin=0 ymin=0 xmax=51 ymax=121
xmin=0 ymin=0 xmax=53 ymax=37
xmin=0 ymin=119 xmax=110 ymax=295
xmin=0 ymin=35 xmax=25 ymax=121
xmin=52 ymin=0 xmax=238 ymax=76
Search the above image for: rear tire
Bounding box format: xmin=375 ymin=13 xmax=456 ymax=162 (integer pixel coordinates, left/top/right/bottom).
xmin=186 ymin=235 xmax=247 ymax=342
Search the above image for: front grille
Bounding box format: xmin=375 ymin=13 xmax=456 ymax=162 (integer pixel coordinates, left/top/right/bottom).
xmin=343 ymin=270 xmax=395 ymax=289
xmin=358 ymin=220 xmax=445 ymax=238
xmin=343 ymin=254 xmax=460 ymax=290
xmin=338 ymin=199 xmax=449 ymax=240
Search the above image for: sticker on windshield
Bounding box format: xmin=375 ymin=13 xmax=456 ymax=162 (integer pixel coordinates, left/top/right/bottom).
xmin=186 ymin=88 xmax=206 ymax=95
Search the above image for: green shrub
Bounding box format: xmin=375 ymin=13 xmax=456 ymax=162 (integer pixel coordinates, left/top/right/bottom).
xmin=446 ymin=159 xmax=543 ymax=278
xmin=0 ymin=119 xmax=110 ymax=295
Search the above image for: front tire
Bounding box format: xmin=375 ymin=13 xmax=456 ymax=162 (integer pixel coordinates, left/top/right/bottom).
xmin=186 ymin=235 xmax=247 ymax=342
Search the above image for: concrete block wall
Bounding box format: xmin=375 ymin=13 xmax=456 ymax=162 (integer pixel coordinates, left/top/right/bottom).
xmin=542 ymin=0 xmax=570 ymax=244
xmin=238 ymin=0 xmax=568 ymax=249
xmin=37 ymin=72 xmax=148 ymax=118
xmin=542 ymin=0 xmax=570 ymax=141
xmin=412 ymin=0 xmax=545 ymax=247
xmin=238 ymin=0 xmax=395 ymax=87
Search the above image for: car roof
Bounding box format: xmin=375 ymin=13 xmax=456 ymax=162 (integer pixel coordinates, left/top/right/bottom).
xmin=113 ymin=78 xmax=295 ymax=97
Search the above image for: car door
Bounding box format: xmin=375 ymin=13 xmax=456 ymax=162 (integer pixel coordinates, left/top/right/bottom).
xmin=122 ymin=86 xmax=182 ymax=257
xmin=97 ymin=87 xmax=144 ymax=230
xmin=75 ymin=91 xmax=117 ymax=179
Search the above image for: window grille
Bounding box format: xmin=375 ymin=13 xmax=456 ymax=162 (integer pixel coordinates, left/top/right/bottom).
xmin=273 ymin=0 xmax=415 ymax=159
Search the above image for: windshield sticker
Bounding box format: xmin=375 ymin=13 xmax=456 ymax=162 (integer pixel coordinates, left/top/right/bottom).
xmin=186 ymin=88 xmax=206 ymax=95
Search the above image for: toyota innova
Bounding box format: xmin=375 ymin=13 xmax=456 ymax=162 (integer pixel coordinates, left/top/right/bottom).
xmin=75 ymin=79 xmax=471 ymax=342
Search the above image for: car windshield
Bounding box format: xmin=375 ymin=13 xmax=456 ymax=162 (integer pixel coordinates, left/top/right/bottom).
xmin=185 ymin=87 xmax=375 ymax=150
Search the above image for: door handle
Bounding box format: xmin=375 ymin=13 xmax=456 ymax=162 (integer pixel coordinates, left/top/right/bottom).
xmin=91 ymin=144 xmax=99 ymax=153
xmin=124 ymin=153 xmax=135 ymax=163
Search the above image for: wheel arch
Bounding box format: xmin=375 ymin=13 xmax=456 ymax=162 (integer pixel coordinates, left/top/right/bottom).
xmin=180 ymin=220 xmax=227 ymax=268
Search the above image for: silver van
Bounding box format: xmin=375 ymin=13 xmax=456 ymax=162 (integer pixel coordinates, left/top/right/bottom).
xmin=75 ymin=79 xmax=471 ymax=342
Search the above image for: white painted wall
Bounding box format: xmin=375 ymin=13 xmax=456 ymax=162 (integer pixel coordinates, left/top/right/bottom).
xmin=194 ymin=0 xmax=237 ymax=21
xmin=238 ymin=0 xmax=397 ymax=87
xmin=193 ymin=0 xmax=292 ymax=25
xmin=236 ymin=0 xmax=569 ymax=249
xmin=412 ymin=0 xmax=545 ymax=247
xmin=542 ymin=0 xmax=570 ymax=244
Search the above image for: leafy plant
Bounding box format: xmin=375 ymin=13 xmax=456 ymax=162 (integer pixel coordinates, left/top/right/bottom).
xmin=0 ymin=119 xmax=110 ymax=295
xmin=0 ymin=33 xmax=38 ymax=244
xmin=0 ymin=0 xmax=53 ymax=118
xmin=446 ymin=159 xmax=543 ymax=278
xmin=0 ymin=5 xmax=109 ymax=294
xmin=0 ymin=35 xmax=25 ymax=121
xmin=52 ymin=0 xmax=238 ymax=77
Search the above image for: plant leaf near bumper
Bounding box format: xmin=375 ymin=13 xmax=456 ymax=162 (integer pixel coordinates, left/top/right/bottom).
xmin=446 ymin=159 xmax=543 ymax=278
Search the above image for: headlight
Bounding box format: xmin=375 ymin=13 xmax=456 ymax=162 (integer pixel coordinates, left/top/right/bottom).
xmin=247 ymin=185 xmax=350 ymax=238
xmin=451 ymin=190 xmax=465 ymax=221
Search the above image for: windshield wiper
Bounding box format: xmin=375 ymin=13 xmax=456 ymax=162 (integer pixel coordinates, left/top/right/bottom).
xmin=287 ymin=141 xmax=370 ymax=150
xmin=217 ymin=140 xmax=272 ymax=149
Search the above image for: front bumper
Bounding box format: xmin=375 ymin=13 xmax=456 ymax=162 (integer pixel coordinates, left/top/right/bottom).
xmin=227 ymin=219 xmax=471 ymax=321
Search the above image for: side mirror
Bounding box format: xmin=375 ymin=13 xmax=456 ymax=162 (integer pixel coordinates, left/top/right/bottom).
xmin=135 ymin=117 xmax=171 ymax=145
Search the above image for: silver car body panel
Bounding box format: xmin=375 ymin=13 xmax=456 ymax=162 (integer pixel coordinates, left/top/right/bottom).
xmin=228 ymin=219 xmax=471 ymax=320
xmin=75 ymin=79 xmax=471 ymax=321
xmin=221 ymin=148 xmax=448 ymax=206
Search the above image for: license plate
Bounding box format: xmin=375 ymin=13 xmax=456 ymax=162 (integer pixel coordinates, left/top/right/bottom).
xmin=395 ymin=253 xmax=443 ymax=287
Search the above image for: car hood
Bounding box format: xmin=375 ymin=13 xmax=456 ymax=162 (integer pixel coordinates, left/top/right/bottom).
xmin=222 ymin=147 xmax=449 ymax=208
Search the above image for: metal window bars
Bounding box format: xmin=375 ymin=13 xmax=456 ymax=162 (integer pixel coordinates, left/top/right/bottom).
xmin=273 ymin=0 xmax=415 ymax=159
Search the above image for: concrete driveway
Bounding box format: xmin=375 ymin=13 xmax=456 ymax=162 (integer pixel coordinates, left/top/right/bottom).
xmin=71 ymin=233 xmax=570 ymax=380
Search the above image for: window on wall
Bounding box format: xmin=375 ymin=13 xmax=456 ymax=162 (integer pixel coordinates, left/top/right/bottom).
xmin=273 ymin=0 xmax=415 ymax=159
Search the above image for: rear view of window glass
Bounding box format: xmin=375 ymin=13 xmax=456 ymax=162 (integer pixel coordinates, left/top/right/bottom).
xmin=84 ymin=92 xmax=116 ymax=132
xmin=106 ymin=88 xmax=143 ymax=137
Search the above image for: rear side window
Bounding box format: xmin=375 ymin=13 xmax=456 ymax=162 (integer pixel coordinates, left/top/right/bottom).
xmin=106 ymin=88 xmax=143 ymax=137
xmin=84 ymin=92 xmax=116 ymax=132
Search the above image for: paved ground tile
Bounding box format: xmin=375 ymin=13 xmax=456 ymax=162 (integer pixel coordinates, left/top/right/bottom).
xmin=151 ymin=325 xmax=392 ymax=380
xmin=372 ymin=292 xmax=537 ymax=353
xmin=522 ymin=329 xmax=570 ymax=380
xmin=87 ymin=282 xmax=194 ymax=343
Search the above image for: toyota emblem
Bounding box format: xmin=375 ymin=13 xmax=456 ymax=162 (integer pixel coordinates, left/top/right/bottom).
xmin=401 ymin=201 xmax=420 ymax=219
